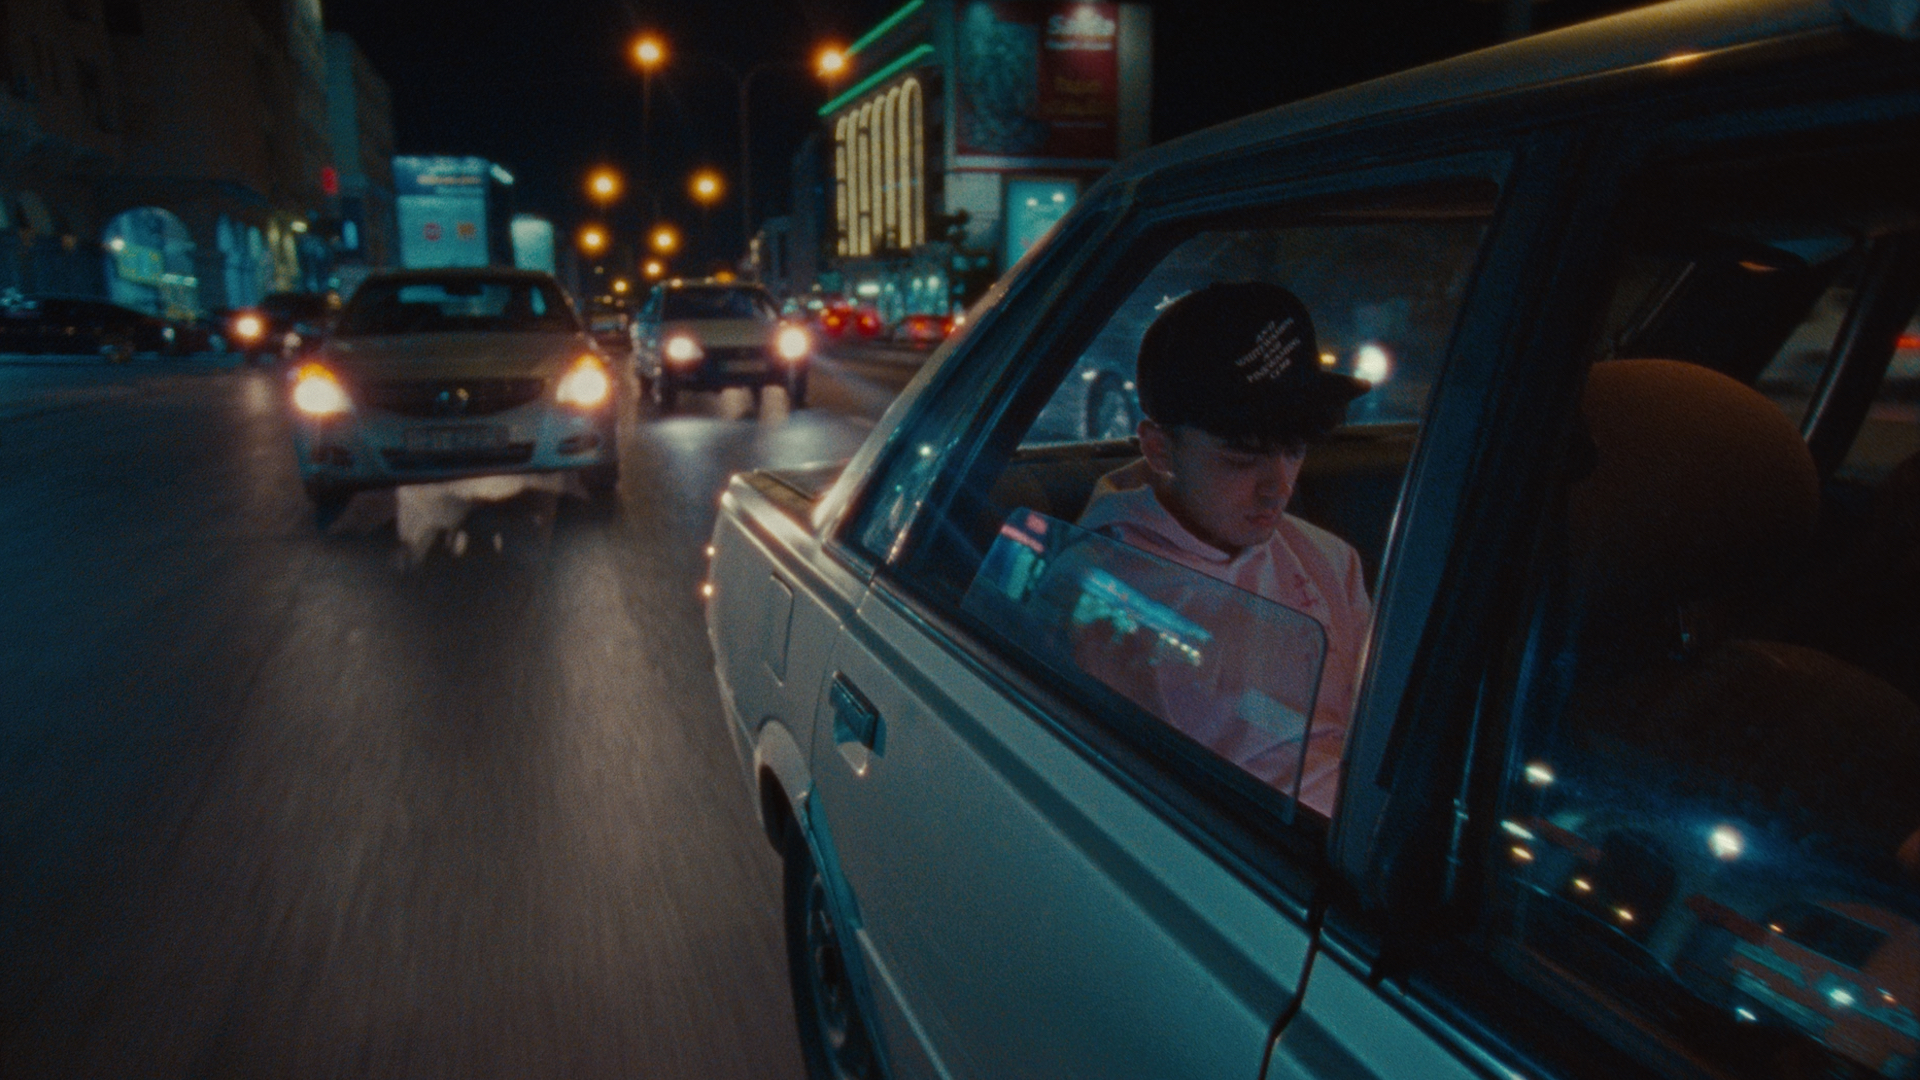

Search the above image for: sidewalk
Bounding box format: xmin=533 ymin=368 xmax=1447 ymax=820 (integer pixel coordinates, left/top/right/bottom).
xmin=821 ymin=339 xmax=939 ymax=368
xmin=0 ymin=352 xmax=240 ymax=420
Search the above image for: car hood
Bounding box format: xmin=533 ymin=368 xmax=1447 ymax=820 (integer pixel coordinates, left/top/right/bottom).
xmin=321 ymin=332 xmax=596 ymax=379
xmin=661 ymin=318 xmax=777 ymax=349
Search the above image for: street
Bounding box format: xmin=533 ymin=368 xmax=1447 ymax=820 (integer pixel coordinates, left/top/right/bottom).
xmin=0 ymin=347 xmax=919 ymax=1078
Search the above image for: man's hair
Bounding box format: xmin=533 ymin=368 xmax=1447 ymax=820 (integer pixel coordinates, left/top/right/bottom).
xmin=1135 ymin=281 xmax=1366 ymax=452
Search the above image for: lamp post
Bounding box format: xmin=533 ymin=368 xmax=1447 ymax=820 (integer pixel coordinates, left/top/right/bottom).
xmin=630 ymin=34 xmax=667 ymax=198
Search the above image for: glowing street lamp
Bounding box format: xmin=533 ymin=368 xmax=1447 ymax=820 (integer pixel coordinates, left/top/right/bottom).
xmin=689 ymin=169 xmax=724 ymax=205
xmin=587 ymin=167 xmax=623 ymax=206
xmin=644 ymin=259 xmax=665 ymax=279
xmin=651 ymin=224 xmax=680 ymax=254
xmin=631 ymin=34 xmax=665 ymax=70
xmin=611 ymin=278 xmax=630 ymax=295
xmin=816 ymin=46 xmax=848 ymax=80
xmin=579 ymin=224 xmax=609 ymax=257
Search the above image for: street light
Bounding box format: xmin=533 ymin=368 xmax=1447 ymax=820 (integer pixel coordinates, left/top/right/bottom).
xmin=587 ymin=166 xmax=623 ymax=206
xmin=630 ymin=33 xmax=667 ymax=200
xmin=644 ymin=259 xmax=665 ymax=279
xmin=579 ymin=224 xmax=608 ymax=257
xmin=651 ymin=224 xmax=680 ymax=254
xmin=816 ymin=46 xmax=848 ymax=80
xmin=689 ymin=169 xmax=724 ymax=205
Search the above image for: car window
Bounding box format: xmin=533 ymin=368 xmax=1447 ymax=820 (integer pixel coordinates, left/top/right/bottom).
xmin=1024 ymin=221 xmax=1486 ymax=445
xmin=879 ymin=192 xmax=1493 ymax=825
xmin=1479 ymin=132 xmax=1920 ymax=1080
xmin=662 ymin=288 xmax=777 ymax=321
xmin=335 ymin=279 xmax=577 ymax=336
xmin=963 ymin=510 xmax=1333 ymax=818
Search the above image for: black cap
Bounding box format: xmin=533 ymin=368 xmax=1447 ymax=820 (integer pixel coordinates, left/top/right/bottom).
xmin=1135 ymin=281 xmax=1370 ymax=449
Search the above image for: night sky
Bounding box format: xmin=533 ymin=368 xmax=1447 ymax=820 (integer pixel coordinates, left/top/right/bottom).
xmin=321 ymin=0 xmax=1645 ymax=271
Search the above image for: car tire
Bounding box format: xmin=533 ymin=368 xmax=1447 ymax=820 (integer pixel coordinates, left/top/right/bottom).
xmin=581 ymin=461 xmax=619 ymax=497
xmin=1085 ymin=373 xmax=1138 ymax=441
xmin=304 ymin=481 xmax=352 ymax=527
xmin=786 ymin=371 xmax=809 ymax=410
xmin=784 ymin=822 xmax=880 ymax=1080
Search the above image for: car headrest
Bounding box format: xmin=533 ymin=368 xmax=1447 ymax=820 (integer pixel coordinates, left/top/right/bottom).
xmin=1569 ymin=359 xmax=1819 ymax=604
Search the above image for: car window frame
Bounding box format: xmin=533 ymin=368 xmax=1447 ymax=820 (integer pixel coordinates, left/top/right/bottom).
xmin=848 ymin=151 xmax=1522 ymax=904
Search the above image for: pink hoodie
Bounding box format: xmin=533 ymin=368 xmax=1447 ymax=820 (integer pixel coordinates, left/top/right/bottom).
xmin=1076 ymin=460 xmax=1372 ymax=817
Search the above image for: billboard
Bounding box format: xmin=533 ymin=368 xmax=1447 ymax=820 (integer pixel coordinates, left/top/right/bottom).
xmin=394 ymin=156 xmax=492 ymax=269
xmin=511 ymin=215 xmax=556 ymax=275
xmin=1002 ymin=178 xmax=1078 ymax=268
xmin=956 ymin=2 xmax=1119 ymax=165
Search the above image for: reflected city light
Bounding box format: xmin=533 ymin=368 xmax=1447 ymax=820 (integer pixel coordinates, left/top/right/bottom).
xmin=1571 ymin=878 xmax=1593 ymax=893
xmin=1509 ymin=846 xmax=1534 ymax=863
xmin=1355 ymin=343 xmax=1392 ymax=383
xmin=1708 ymin=824 xmax=1745 ymax=861
xmin=1500 ymin=820 xmax=1536 ymax=842
xmin=1524 ymin=761 xmax=1555 ymax=787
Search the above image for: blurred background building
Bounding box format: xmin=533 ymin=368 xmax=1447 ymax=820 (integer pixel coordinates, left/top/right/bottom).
xmin=771 ymin=0 xmax=1153 ymax=324
xmin=0 ymin=0 xmax=395 ymax=318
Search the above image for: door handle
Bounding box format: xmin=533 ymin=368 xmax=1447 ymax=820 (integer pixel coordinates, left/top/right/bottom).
xmin=829 ymin=672 xmax=884 ymax=754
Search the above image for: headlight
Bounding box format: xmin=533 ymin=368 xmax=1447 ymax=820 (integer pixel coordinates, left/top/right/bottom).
xmin=664 ymin=333 xmax=703 ymax=363
xmin=775 ymin=325 xmax=810 ymax=361
xmin=232 ymin=313 xmax=265 ymax=343
xmin=290 ymin=363 xmax=351 ymax=417
xmin=556 ymin=354 xmax=612 ymax=408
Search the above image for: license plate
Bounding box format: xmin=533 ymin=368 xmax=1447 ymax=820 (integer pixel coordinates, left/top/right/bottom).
xmin=722 ymin=359 xmax=768 ymax=375
xmin=404 ymin=425 xmax=507 ymax=453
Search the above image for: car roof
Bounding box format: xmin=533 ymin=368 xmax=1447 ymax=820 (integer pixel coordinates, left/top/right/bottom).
xmin=1110 ymin=0 xmax=1891 ymax=186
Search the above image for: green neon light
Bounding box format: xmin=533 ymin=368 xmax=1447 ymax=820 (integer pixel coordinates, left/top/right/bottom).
xmin=846 ymin=0 xmax=924 ymax=59
xmin=818 ymin=44 xmax=934 ymax=117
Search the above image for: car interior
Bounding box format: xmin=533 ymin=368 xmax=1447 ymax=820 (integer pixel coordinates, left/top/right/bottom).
xmin=1487 ymin=134 xmax=1920 ymax=1079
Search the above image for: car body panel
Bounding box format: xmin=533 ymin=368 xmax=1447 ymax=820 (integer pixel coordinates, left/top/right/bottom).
xmin=704 ymin=3 xmax=1920 ymax=1079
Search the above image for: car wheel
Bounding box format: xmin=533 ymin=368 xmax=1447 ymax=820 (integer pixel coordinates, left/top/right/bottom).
xmin=304 ymin=481 xmax=352 ymax=527
xmin=1085 ymin=373 xmax=1138 ymax=440
xmin=580 ymin=461 xmax=619 ymax=497
xmin=786 ymin=371 xmax=809 ymax=410
xmin=785 ymin=823 xmax=879 ymax=1080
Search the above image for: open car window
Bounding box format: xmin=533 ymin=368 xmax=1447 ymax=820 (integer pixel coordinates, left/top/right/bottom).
xmin=962 ymin=510 xmax=1332 ymax=817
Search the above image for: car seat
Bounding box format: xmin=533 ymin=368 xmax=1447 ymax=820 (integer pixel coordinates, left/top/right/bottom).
xmin=1561 ymin=359 xmax=1920 ymax=863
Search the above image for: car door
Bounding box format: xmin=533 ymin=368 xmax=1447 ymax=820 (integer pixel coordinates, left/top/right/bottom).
xmin=1284 ymin=54 xmax=1920 ymax=1080
xmin=807 ymin=157 xmax=1510 ymax=1079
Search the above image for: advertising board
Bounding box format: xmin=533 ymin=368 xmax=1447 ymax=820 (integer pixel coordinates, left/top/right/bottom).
xmin=955 ymin=2 xmax=1119 ymax=166
xmin=394 ymin=156 xmax=492 ymax=269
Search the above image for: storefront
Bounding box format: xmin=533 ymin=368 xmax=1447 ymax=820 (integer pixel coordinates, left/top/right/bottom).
xmin=816 ymin=0 xmax=1152 ymax=322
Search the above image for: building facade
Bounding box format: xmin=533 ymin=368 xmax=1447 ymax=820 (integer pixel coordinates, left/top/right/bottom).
xmin=324 ymin=30 xmax=395 ymax=296
xmin=0 ymin=0 xmax=392 ymax=320
xmin=814 ymin=0 xmax=1151 ymax=322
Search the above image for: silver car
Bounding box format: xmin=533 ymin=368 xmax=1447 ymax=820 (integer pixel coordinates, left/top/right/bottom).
xmin=288 ymin=268 xmax=620 ymax=519
xmin=705 ymin=2 xmax=1920 ymax=1078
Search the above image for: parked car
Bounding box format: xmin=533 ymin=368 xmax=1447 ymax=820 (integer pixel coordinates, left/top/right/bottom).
xmin=287 ymin=268 xmax=619 ymax=519
xmin=702 ymin=3 xmax=1920 ymax=1078
xmin=230 ymin=290 xmax=336 ymax=364
xmin=812 ymin=295 xmax=882 ymax=340
xmin=632 ymin=280 xmax=810 ymax=412
xmin=888 ymin=311 xmax=955 ymax=349
xmin=0 ymin=294 xmax=183 ymax=361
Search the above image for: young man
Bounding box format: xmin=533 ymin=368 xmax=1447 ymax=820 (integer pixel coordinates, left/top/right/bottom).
xmin=1075 ymin=281 xmax=1372 ymax=816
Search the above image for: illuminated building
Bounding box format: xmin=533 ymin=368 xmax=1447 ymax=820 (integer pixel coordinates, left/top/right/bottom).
xmin=809 ymin=1 xmax=1153 ymax=321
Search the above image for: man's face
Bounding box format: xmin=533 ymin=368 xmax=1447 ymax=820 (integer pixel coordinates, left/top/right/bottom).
xmin=1139 ymin=420 xmax=1304 ymax=556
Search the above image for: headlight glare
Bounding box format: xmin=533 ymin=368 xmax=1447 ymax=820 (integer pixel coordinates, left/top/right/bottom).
xmin=775 ymin=325 xmax=810 ymax=361
xmin=233 ymin=313 xmax=265 ymax=343
xmin=664 ymin=333 xmax=703 ymax=363
xmin=556 ymin=354 xmax=613 ymax=408
xmin=291 ymin=363 xmax=351 ymax=417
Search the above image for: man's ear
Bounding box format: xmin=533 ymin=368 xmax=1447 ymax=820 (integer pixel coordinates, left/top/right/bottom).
xmin=1138 ymin=418 xmax=1175 ymax=478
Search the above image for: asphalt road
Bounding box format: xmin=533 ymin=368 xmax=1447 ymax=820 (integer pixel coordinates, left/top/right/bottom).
xmin=0 ymin=347 xmax=922 ymax=1078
